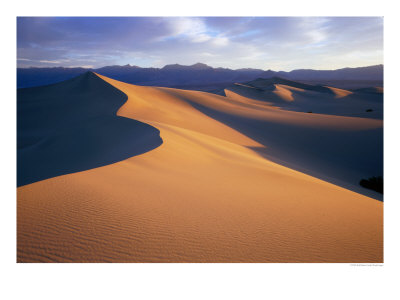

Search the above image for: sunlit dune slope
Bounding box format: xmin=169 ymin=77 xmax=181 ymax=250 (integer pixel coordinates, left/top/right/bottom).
xmin=324 ymin=86 xmax=354 ymax=98
xmin=99 ymin=74 xmax=383 ymax=199
xmin=18 ymin=73 xmax=383 ymax=262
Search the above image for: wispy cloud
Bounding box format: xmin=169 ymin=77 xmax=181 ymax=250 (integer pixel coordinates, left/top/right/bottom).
xmin=17 ymin=17 xmax=383 ymax=70
xmin=39 ymin=60 xmax=63 ymax=64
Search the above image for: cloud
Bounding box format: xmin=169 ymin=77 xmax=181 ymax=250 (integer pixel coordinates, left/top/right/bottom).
xmin=39 ymin=60 xmax=63 ymax=64
xmin=212 ymin=36 xmax=229 ymax=47
xmin=17 ymin=17 xmax=383 ymax=70
xmin=165 ymin=17 xmax=209 ymax=40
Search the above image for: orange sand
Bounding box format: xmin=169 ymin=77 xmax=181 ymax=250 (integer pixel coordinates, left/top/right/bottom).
xmin=17 ymin=74 xmax=383 ymax=262
xmin=324 ymin=86 xmax=354 ymax=98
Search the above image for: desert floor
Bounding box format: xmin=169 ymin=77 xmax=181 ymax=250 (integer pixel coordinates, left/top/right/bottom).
xmin=17 ymin=72 xmax=383 ymax=262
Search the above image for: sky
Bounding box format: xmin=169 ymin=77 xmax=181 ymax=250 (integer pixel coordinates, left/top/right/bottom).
xmin=17 ymin=17 xmax=383 ymax=71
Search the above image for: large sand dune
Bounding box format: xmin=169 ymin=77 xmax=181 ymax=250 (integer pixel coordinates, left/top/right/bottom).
xmin=17 ymin=73 xmax=383 ymax=262
xmin=17 ymin=72 xmax=162 ymax=186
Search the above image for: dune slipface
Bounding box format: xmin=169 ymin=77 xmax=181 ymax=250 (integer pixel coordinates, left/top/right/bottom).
xmin=17 ymin=74 xmax=383 ymax=263
xmin=17 ymin=72 xmax=163 ymax=186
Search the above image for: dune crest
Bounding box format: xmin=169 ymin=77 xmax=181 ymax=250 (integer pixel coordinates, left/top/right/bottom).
xmin=98 ymin=74 xmax=382 ymax=198
xmin=272 ymin=84 xmax=295 ymax=101
xmin=324 ymin=86 xmax=354 ymax=98
xmin=17 ymin=72 xmax=163 ymax=186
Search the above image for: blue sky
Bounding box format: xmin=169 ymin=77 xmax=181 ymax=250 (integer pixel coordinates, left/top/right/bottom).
xmin=17 ymin=17 xmax=383 ymax=71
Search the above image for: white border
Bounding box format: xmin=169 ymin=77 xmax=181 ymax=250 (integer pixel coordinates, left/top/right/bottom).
xmin=2 ymin=1 xmax=399 ymax=299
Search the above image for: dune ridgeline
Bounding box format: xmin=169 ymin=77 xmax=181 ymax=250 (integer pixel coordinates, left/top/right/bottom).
xmin=17 ymin=72 xmax=383 ymax=263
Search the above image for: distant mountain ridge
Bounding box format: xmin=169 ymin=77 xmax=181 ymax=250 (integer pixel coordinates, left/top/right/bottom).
xmin=17 ymin=63 xmax=383 ymax=89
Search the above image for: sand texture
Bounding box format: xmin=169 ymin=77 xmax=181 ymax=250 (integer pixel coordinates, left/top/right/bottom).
xmin=17 ymin=73 xmax=383 ymax=262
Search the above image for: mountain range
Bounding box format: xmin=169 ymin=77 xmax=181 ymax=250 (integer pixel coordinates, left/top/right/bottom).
xmin=17 ymin=63 xmax=383 ymax=90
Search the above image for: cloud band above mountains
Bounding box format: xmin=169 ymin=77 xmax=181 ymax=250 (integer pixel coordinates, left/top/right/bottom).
xmin=17 ymin=17 xmax=383 ymax=71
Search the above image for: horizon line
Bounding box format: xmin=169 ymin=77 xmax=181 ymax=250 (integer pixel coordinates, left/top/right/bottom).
xmin=16 ymin=62 xmax=384 ymax=73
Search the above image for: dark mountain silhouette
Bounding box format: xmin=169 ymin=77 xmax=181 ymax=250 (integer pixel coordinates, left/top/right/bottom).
xmin=17 ymin=63 xmax=383 ymax=89
xmin=162 ymin=62 xmax=213 ymax=70
xmin=279 ymin=64 xmax=383 ymax=81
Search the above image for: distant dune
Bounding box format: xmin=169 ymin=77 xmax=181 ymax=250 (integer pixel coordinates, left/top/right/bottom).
xmin=225 ymin=77 xmax=383 ymax=119
xmin=17 ymin=72 xmax=383 ymax=263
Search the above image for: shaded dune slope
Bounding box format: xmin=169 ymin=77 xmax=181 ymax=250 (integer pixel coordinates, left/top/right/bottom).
xmin=17 ymin=74 xmax=383 ymax=262
xmin=17 ymin=72 xmax=162 ymax=186
xmin=187 ymin=98 xmax=383 ymax=200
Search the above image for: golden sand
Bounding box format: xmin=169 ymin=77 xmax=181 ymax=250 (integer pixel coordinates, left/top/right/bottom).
xmin=17 ymin=74 xmax=383 ymax=262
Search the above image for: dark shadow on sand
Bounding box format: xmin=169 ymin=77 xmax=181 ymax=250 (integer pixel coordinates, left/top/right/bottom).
xmin=17 ymin=72 xmax=163 ymax=187
xmin=184 ymin=98 xmax=383 ymax=201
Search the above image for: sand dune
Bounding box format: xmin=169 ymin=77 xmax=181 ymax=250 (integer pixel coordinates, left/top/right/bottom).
xmin=272 ymin=84 xmax=295 ymax=101
xmin=17 ymin=72 xmax=162 ymax=186
xmin=99 ymin=75 xmax=382 ymax=199
xmin=355 ymin=86 xmax=384 ymax=94
xmin=17 ymin=72 xmax=383 ymax=262
xmin=225 ymin=77 xmax=383 ymax=119
xmin=324 ymin=86 xmax=354 ymax=98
